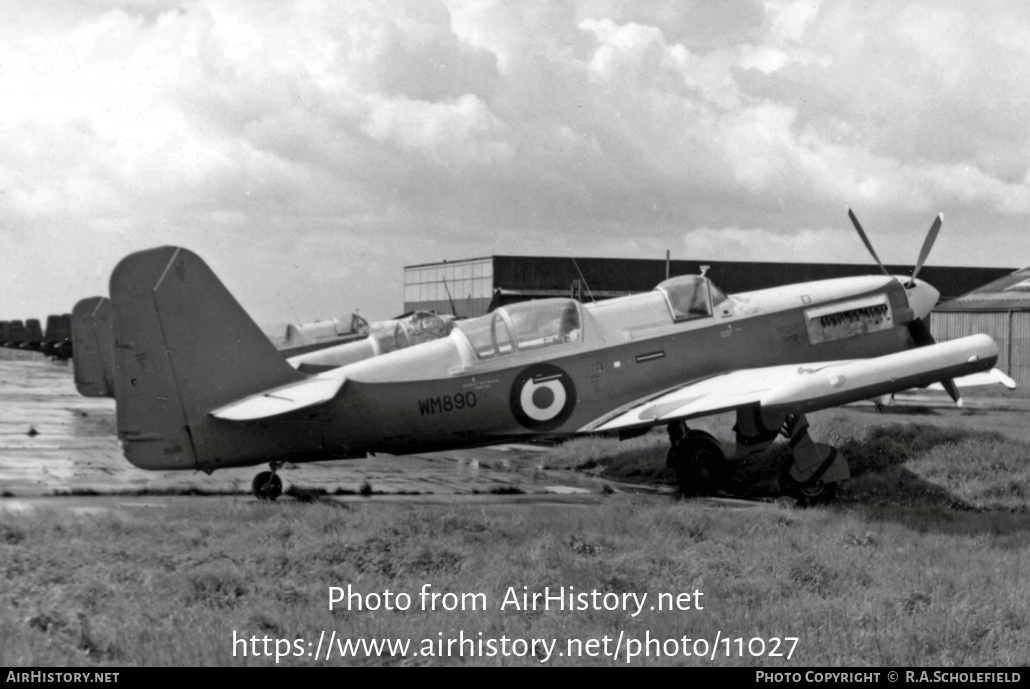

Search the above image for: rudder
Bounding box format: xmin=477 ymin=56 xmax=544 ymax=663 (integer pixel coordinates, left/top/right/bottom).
xmin=110 ymin=247 xmax=318 ymax=471
xmin=71 ymin=297 xmax=115 ymax=397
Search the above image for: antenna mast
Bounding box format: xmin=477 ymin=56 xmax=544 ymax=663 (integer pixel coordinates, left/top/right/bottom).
xmin=570 ymin=257 xmax=595 ymax=302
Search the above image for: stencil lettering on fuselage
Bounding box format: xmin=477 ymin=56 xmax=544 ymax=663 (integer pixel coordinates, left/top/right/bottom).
xmin=510 ymin=363 xmax=577 ymax=432
xmin=803 ymin=294 xmax=893 ymax=345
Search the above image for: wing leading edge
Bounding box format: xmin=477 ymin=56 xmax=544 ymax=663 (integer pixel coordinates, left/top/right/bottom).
xmin=584 ymin=334 xmax=1005 ymax=433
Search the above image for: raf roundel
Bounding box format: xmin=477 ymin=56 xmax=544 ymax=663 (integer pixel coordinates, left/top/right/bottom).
xmin=509 ymin=363 xmax=577 ymax=431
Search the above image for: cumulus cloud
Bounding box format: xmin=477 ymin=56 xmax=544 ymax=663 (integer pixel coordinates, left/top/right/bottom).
xmin=0 ymin=0 xmax=1027 ymax=324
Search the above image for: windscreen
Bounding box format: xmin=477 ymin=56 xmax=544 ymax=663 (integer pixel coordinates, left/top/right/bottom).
xmin=657 ymin=276 xmax=712 ymax=320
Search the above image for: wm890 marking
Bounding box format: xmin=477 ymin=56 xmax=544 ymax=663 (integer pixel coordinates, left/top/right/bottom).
xmin=418 ymin=392 xmax=478 ymax=415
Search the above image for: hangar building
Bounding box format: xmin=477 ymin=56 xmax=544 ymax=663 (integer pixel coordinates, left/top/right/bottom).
xmin=932 ymin=266 xmax=1030 ymax=386
xmin=404 ymin=254 xmax=1012 ymax=319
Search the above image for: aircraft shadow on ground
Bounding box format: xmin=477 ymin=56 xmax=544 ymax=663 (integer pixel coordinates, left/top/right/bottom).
xmin=845 ymin=469 xmax=1030 ymax=540
xmin=864 ymin=404 xmax=940 ymax=415
xmin=712 ymin=421 xmax=1030 ymax=537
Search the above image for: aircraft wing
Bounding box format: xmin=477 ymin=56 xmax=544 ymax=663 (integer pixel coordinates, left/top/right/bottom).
xmin=583 ymin=334 xmax=1004 ymax=433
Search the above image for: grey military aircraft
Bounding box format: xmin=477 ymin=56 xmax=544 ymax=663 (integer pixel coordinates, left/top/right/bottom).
xmin=2 ymin=320 xmax=28 ymax=348
xmin=71 ymin=294 xmax=454 ymax=398
xmin=71 ymin=297 xmax=115 ymax=397
xmin=22 ymin=319 xmax=44 ymax=350
xmin=1 ymin=315 xmax=72 ymax=356
xmin=261 ymin=314 xmax=370 ymax=357
xmin=107 ymin=212 xmax=1014 ymax=502
xmin=260 ymin=308 xmax=455 ymax=360
xmin=41 ymin=314 xmax=73 ymax=358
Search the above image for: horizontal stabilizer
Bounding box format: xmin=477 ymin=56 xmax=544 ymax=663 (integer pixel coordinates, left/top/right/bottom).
xmin=210 ymin=375 xmax=346 ymax=421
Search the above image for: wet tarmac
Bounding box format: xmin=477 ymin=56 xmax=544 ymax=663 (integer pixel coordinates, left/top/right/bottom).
xmin=0 ymin=356 xmax=615 ymax=502
xmin=3 ymin=353 xmax=1022 ymax=513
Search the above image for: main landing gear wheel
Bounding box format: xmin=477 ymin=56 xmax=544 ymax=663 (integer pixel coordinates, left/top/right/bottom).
xmin=669 ymin=429 xmax=726 ymax=496
xmin=252 ymin=471 xmax=283 ymax=501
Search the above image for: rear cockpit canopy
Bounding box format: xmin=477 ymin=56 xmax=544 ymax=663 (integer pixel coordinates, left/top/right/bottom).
xmin=456 ymin=298 xmax=582 ymax=360
xmin=370 ymin=311 xmax=454 ymax=353
xmin=298 ymin=314 xmax=370 ymax=343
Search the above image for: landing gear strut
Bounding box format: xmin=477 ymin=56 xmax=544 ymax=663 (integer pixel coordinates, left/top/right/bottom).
xmin=252 ymin=463 xmax=283 ymax=501
xmin=667 ymin=422 xmax=725 ymax=495
xmin=779 ymin=414 xmax=848 ymax=507
xmin=665 ymin=410 xmax=849 ymax=504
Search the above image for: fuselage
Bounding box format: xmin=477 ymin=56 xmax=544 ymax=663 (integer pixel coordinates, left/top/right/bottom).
xmin=280 ymin=273 xmax=935 ymax=459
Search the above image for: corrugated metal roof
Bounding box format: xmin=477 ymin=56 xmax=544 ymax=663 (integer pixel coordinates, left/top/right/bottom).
xmin=936 ymin=266 xmax=1030 ymax=312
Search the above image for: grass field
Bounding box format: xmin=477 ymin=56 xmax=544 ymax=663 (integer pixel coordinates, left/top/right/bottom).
xmin=1 ymin=405 xmax=1028 ymax=667
xmin=544 ymin=406 xmax=1030 ymax=512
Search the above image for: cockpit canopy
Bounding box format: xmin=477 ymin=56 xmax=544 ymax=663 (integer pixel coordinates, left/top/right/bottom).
xmin=453 ymin=279 xmax=729 ymax=361
xmin=456 ymin=298 xmax=582 ymax=360
xmin=369 ymin=311 xmax=455 ymax=354
xmin=656 ymin=275 xmax=728 ymax=321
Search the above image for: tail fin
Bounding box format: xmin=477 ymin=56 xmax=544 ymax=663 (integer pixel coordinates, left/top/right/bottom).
xmin=43 ymin=314 xmax=72 ymax=356
xmin=110 ymin=247 xmax=318 ymax=471
xmin=72 ymin=297 xmax=115 ymax=397
xmin=24 ymin=319 xmax=44 ymax=349
xmin=8 ymin=320 xmax=26 ymax=347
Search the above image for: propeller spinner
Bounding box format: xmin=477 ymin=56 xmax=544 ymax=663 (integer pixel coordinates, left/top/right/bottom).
xmin=847 ymin=209 xmax=961 ymax=404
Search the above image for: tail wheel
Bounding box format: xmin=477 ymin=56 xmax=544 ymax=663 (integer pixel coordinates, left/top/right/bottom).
xmin=671 ymin=432 xmax=725 ymax=495
xmin=252 ymin=471 xmax=283 ymax=501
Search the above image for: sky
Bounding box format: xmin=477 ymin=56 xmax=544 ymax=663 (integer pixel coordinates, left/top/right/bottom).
xmin=2 ymin=0 xmax=1029 ymax=326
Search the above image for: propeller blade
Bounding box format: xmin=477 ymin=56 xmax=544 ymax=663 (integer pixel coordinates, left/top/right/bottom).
xmin=941 ymin=378 xmax=962 ymax=406
xmin=908 ymin=213 xmax=943 ymax=286
xmin=848 ymin=208 xmax=890 ymax=278
xmin=907 ymin=316 xmax=935 ymax=347
xmin=908 ymin=317 xmax=961 ymax=404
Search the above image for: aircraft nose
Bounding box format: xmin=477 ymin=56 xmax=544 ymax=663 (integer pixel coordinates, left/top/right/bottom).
xmin=906 ymin=278 xmax=940 ymax=320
